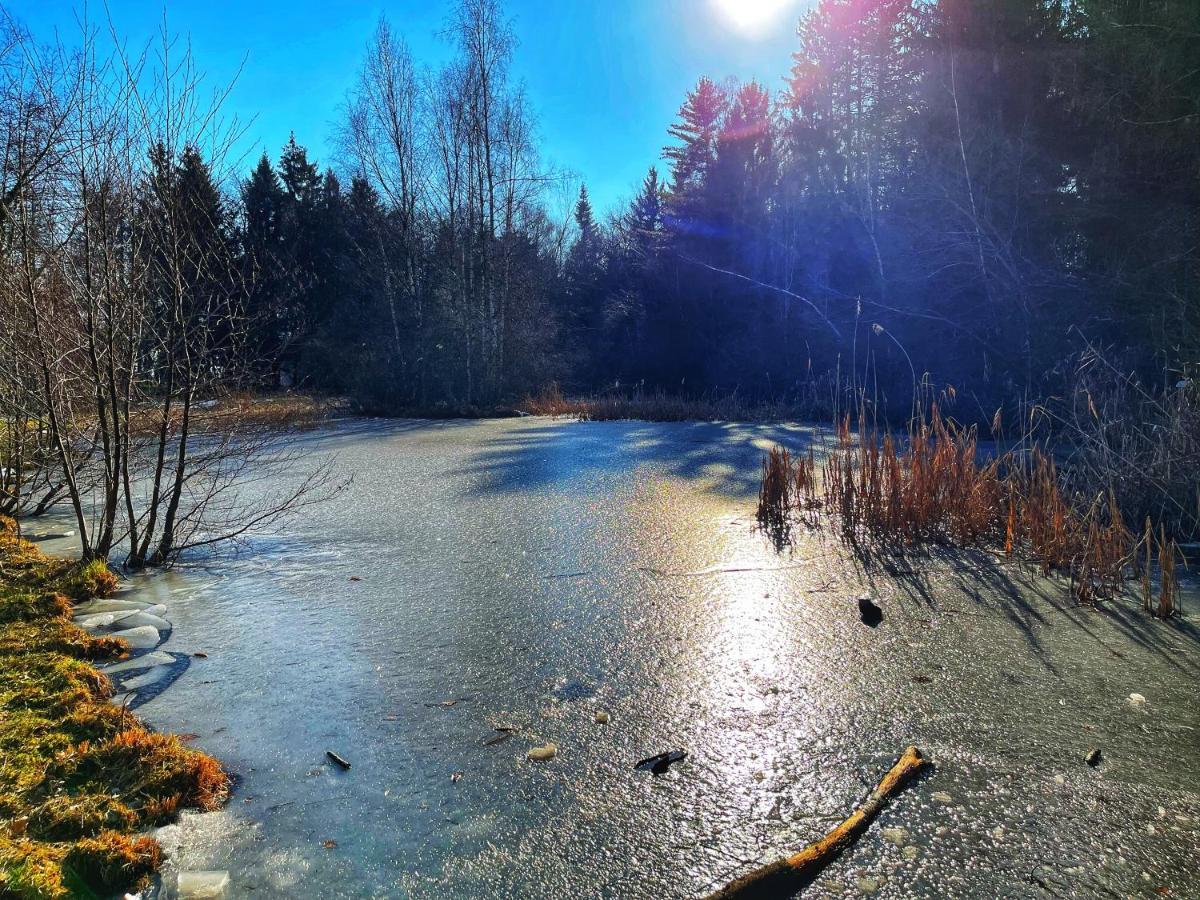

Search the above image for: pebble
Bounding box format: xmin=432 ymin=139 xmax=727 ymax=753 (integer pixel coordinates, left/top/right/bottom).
xmin=594 ymin=710 xmax=610 ymax=725
xmin=527 ymin=743 xmax=557 ymax=762
xmin=881 ymin=827 xmax=909 ymax=846
xmin=1128 ymin=693 xmax=1147 ymax=707
xmin=932 ymin=791 xmax=953 ymax=804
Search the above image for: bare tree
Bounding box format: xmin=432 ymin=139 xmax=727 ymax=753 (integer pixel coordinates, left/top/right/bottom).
xmin=0 ymin=16 xmax=336 ymax=566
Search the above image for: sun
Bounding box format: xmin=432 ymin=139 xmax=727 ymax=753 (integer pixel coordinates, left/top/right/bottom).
xmin=712 ymin=0 xmax=796 ymax=37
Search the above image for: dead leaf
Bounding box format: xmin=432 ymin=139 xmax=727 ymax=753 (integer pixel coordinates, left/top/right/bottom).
xmin=193 ymin=651 xmax=208 ymax=659
xmin=450 ymin=771 xmax=464 ymax=782
xmin=349 ymin=576 xmax=362 ymax=582
xmin=321 ymin=839 xmax=337 ymax=849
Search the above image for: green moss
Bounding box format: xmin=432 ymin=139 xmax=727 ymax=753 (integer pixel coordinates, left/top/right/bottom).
xmin=0 ymin=515 xmax=229 ymax=899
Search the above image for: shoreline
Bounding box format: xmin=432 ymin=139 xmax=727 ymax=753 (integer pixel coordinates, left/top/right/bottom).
xmin=0 ymin=516 xmax=228 ymax=899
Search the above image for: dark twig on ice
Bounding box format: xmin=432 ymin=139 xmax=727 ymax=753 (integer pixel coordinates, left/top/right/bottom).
xmin=635 ymin=749 xmax=688 ymax=775
xmin=326 ymin=751 xmax=352 ymax=770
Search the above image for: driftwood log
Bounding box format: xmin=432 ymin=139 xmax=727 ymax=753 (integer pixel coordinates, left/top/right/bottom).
xmin=706 ymin=746 xmax=928 ymax=899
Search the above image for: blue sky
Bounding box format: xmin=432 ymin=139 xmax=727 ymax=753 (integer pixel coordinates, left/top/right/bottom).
xmin=9 ymin=1 xmax=813 ymax=215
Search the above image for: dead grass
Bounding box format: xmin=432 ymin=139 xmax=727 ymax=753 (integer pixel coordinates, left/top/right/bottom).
xmin=756 ymin=446 xmax=792 ymax=539
xmin=522 ymin=383 xmax=812 ymax=423
xmin=759 ymin=405 xmax=1183 ymax=611
xmin=0 ymin=515 xmax=230 ymax=899
xmin=125 ymin=391 xmax=339 ymax=438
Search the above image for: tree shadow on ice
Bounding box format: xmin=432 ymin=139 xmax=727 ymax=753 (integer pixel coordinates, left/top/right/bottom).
xmin=451 ymin=418 xmax=825 ymax=499
xmin=851 ymin=541 xmax=1200 ymax=675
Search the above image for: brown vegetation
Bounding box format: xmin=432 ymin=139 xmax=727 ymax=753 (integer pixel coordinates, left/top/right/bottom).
xmin=759 ymin=405 xmax=1183 ymax=612
xmin=522 ymin=383 xmax=813 ymax=423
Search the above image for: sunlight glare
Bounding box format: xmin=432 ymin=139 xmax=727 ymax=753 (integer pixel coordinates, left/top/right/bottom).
xmin=712 ymin=0 xmax=796 ymax=37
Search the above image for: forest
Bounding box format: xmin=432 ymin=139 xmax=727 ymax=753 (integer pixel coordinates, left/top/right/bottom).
xmin=2 ymin=0 xmax=1199 ymax=551
xmin=240 ymin=0 xmax=1199 ymax=418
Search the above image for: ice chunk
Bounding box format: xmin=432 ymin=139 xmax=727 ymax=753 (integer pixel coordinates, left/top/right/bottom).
xmin=74 ymin=599 xmax=150 ymax=615
xmin=75 ymin=612 xmax=117 ymax=629
xmin=103 ymin=651 xmax=175 ymax=674
xmin=109 ymin=611 xmax=171 ymax=631
xmin=111 ymin=625 xmax=160 ymax=649
xmin=177 ymin=870 xmax=230 ymax=899
xmin=122 ymin=667 xmax=172 ymax=690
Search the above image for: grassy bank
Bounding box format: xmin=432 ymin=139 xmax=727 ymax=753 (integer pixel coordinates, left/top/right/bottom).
xmin=0 ymin=517 xmax=228 ymax=898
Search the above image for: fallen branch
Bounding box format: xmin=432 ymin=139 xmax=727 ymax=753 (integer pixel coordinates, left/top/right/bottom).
xmin=705 ymin=746 xmax=928 ymax=899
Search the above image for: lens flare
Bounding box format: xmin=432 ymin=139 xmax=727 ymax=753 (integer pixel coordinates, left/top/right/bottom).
xmin=712 ymin=0 xmax=796 ymax=37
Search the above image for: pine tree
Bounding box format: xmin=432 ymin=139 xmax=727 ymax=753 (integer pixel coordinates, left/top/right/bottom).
xmin=626 ymin=167 xmax=663 ymax=240
xmin=664 ymin=77 xmax=728 ymax=199
xmin=567 ymin=185 xmax=603 ymax=279
xmin=561 ymin=184 xmax=608 ymax=377
xmin=240 ymin=153 xmax=287 ymax=381
xmin=278 ymin=134 xmax=322 ymax=204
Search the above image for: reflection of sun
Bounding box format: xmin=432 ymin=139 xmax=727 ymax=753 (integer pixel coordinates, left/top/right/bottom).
xmin=714 ymin=569 xmax=783 ymax=683
xmin=712 ymin=0 xmax=795 ymax=36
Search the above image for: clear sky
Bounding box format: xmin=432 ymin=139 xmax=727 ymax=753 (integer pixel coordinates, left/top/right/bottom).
xmin=8 ymin=1 xmax=814 ymax=215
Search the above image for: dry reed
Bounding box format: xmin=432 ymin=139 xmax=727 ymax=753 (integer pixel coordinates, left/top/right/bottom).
xmin=758 ymin=403 xmax=1182 ymax=611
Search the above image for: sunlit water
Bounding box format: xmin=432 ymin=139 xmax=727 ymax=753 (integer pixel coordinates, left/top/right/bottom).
xmin=47 ymin=418 xmax=1200 ymax=898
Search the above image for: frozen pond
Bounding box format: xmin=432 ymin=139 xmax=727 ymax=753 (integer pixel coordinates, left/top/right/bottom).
xmin=80 ymin=417 xmax=1200 ymax=898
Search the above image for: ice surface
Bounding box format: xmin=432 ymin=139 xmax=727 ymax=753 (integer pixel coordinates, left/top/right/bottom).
xmin=120 ymin=418 xmax=1200 ymax=900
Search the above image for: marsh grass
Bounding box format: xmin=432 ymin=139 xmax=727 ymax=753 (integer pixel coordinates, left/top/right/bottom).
xmin=756 ymin=446 xmax=792 ymax=541
xmin=522 ymin=383 xmax=814 ymax=423
xmin=760 ymin=404 xmax=1183 ymax=611
xmin=0 ymin=516 xmax=229 ymax=899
